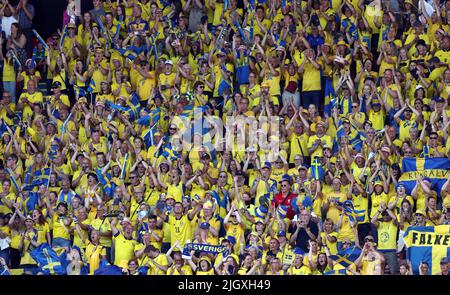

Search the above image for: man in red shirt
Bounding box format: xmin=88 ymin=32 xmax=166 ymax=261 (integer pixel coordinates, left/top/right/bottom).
xmin=273 ymin=174 xmax=298 ymax=220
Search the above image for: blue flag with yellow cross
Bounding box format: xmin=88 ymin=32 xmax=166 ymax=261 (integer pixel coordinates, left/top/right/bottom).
xmin=399 ymin=157 xmax=450 ymax=196
xmin=404 ymin=225 xmax=450 ymax=275
xmin=329 ymin=246 xmax=362 ymax=268
xmin=30 ymin=243 xmax=66 ymax=275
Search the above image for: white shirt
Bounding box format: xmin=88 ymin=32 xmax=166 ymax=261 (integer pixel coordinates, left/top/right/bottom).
xmin=1 ymin=16 xmax=18 ymax=38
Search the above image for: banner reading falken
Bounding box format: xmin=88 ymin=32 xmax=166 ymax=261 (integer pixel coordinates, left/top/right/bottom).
xmin=404 ymin=225 xmax=450 ymax=275
xmin=182 ymin=243 xmax=229 ymax=259
xmin=399 ymin=157 xmax=450 ymax=195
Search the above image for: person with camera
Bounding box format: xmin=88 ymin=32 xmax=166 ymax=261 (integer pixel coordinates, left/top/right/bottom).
xmin=354 ymin=235 xmax=385 ymax=275
xmin=289 ymin=209 xmax=318 ymax=253
xmin=370 ymin=203 xmax=399 ymax=274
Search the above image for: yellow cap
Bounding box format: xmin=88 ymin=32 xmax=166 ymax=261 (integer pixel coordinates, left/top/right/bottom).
xmin=199 ymin=256 xmax=212 ymax=265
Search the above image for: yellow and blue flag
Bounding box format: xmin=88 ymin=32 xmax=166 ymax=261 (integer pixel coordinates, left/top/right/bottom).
xmin=310 ymin=158 xmax=324 ymax=180
xmin=338 ymin=200 xmax=366 ymax=223
xmin=403 ymin=225 xmax=450 ymax=275
xmin=30 ymin=243 xmax=65 ymax=275
xmin=329 ymin=246 xmax=362 ymax=268
xmin=86 ymin=78 xmax=96 ymax=93
xmin=5 ymin=168 xmax=20 ymax=192
xmin=22 ymin=167 xmax=51 ymax=191
xmin=421 ymin=145 xmax=430 ymax=159
xmin=399 ymin=157 xmax=450 ymax=196
xmin=324 ymin=77 xmax=337 ymax=116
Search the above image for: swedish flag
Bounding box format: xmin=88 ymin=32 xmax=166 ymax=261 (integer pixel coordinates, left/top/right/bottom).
xmin=399 ymin=157 xmax=450 ymax=196
xmin=87 ymin=78 xmax=96 ymax=93
xmin=338 ymin=200 xmax=366 ymax=223
xmin=329 ymin=246 xmax=361 ymax=268
xmin=161 ymin=143 xmax=179 ymax=161
xmin=404 ymin=225 xmax=450 ymax=275
xmin=74 ymin=85 xmax=87 ymax=97
xmin=421 ymin=145 xmax=430 ymax=159
xmin=323 ymin=78 xmax=337 ymax=116
xmin=310 ymin=158 xmax=324 ymax=180
xmin=30 ymin=243 xmax=65 ymax=275
xmin=5 ymin=168 xmax=20 ymax=192
xmin=0 ymin=120 xmax=7 ymax=137
xmin=138 ymin=108 xmax=161 ymax=127
xmin=179 ymin=104 xmax=194 ymax=118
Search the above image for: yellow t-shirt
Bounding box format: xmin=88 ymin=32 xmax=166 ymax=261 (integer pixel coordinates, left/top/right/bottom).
xmin=19 ymin=91 xmax=44 ymax=119
xmin=168 ymin=214 xmax=192 ymax=248
xmin=376 ymin=221 xmax=398 ymax=251
xmin=113 ymin=232 xmax=139 ymax=269
xmin=302 ymin=61 xmax=321 ymax=91
xmin=85 ymin=241 xmax=107 ymax=275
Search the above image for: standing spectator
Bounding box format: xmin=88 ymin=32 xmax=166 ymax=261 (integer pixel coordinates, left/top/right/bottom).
xmin=14 ymin=0 xmax=33 ymax=56
xmin=6 ymin=22 xmax=26 ymax=66
xmin=289 ymin=209 xmax=318 ymax=253
xmin=371 ymin=204 xmax=399 ymax=275
xmin=0 ymin=2 xmax=18 ymax=38
xmin=89 ymin=0 xmax=105 ymax=20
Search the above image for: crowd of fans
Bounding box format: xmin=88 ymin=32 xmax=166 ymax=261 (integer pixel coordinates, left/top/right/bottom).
xmin=0 ymin=0 xmax=449 ymax=275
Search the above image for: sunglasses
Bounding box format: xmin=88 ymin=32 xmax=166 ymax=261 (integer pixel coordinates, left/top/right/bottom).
xmin=352 ymin=105 xmax=358 ymax=108
xmin=364 ymin=238 xmax=374 ymax=242
xmin=281 ymin=184 xmax=289 ymax=187
xmin=430 ymin=137 xmax=438 ymax=140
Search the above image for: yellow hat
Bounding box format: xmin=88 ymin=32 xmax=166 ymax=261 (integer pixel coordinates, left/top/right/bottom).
xmin=415 ymin=210 xmax=425 ymax=216
xmin=261 ymin=82 xmax=270 ymax=88
xmin=199 ymin=256 xmax=212 ymax=265
xmin=336 ymin=40 xmax=349 ymax=48
xmin=374 ymin=181 xmax=383 ymax=187
xmin=78 ymin=96 xmax=87 ymax=104
xmin=405 ymin=0 xmax=413 ymax=5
